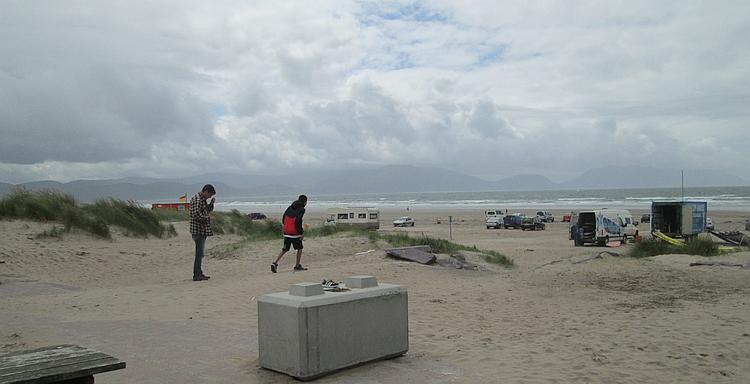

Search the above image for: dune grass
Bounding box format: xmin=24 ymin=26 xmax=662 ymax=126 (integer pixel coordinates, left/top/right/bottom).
xmin=369 ymin=232 xmax=514 ymax=267
xmin=85 ymin=198 xmax=178 ymax=238
xmin=629 ymin=237 xmax=720 ymax=258
xmin=0 ymin=189 xmax=176 ymax=239
xmin=211 ymin=210 xmax=282 ymax=240
xmin=35 ymin=225 xmax=65 ymax=239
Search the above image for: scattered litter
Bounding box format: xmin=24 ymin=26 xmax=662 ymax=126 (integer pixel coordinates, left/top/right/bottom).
xmin=355 ymin=249 xmax=376 ymax=255
xmin=445 ymin=253 xmax=479 ymax=270
xmin=533 ymin=258 xmax=570 ymax=270
xmin=573 ymin=251 xmax=621 ymax=264
xmin=689 ymin=261 xmax=750 ymax=269
xmin=385 ymin=246 xmax=436 ymax=265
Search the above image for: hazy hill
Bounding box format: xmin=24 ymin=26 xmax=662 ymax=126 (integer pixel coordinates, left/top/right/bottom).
xmin=308 ymin=165 xmax=492 ymax=194
xmin=492 ymin=174 xmax=556 ymax=190
xmin=561 ymin=166 xmax=748 ymax=189
xmin=1 ymin=165 xmax=747 ymax=202
xmin=0 ymin=182 xmax=12 ymax=195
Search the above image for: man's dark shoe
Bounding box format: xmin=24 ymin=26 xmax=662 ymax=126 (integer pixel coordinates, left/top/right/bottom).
xmin=193 ymin=275 xmax=209 ymax=281
xmin=293 ymin=264 xmax=308 ymax=271
xmin=271 ymin=262 xmax=278 ymax=273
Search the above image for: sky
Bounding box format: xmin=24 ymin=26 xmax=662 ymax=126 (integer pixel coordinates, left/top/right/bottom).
xmin=1 ymin=0 xmax=749 ymax=184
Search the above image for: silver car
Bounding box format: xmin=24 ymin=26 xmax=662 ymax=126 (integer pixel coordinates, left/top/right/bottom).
xmin=393 ymin=216 xmax=415 ymax=227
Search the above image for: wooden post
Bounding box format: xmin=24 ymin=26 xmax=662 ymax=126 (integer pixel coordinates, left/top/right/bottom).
xmin=449 ymin=215 xmax=453 ymax=240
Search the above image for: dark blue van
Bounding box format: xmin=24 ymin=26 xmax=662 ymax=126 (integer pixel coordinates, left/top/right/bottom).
xmin=503 ymin=214 xmax=524 ymax=229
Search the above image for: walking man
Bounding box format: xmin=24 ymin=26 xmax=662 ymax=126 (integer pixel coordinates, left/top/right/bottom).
xmin=271 ymin=195 xmax=308 ymax=273
xmin=190 ymin=184 xmax=216 ymax=281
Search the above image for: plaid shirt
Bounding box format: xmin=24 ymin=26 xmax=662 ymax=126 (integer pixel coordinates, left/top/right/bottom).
xmin=189 ymin=194 xmax=213 ymax=237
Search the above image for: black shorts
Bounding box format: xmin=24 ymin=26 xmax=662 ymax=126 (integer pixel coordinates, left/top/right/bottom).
xmin=282 ymin=237 xmax=303 ymax=251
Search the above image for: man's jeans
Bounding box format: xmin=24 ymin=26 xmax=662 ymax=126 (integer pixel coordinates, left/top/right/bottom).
xmin=192 ymin=235 xmax=207 ymax=277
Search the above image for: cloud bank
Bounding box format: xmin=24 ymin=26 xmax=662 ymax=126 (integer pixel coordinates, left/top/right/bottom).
xmin=1 ymin=0 xmax=748 ymax=183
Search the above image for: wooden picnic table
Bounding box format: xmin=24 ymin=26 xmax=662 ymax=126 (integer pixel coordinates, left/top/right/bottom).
xmin=0 ymin=345 xmax=125 ymax=384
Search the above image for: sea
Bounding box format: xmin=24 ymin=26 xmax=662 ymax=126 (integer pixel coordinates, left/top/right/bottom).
xmin=215 ymin=186 xmax=750 ymax=213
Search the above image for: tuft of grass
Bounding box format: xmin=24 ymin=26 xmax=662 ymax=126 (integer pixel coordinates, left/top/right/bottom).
xmin=211 ymin=210 xmax=281 ymax=240
xmin=61 ymin=206 xmax=111 ymax=238
xmin=480 ymin=249 xmax=514 ymax=266
xmin=628 ymin=238 xmax=675 ymax=258
xmin=306 ymin=224 xmax=367 ymax=237
xmin=629 ymin=237 xmax=720 ymax=258
xmin=683 ymin=237 xmax=720 ymax=256
xmin=36 ymin=225 xmax=65 ymax=239
xmin=0 ymin=189 xmax=178 ymax=239
xmin=84 ymin=198 xmax=175 ymax=238
xmin=0 ymin=189 xmax=77 ymax=221
xmin=370 ymin=232 xmax=514 ymax=267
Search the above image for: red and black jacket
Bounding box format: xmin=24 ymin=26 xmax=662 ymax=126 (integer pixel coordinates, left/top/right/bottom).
xmin=282 ymin=200 xmax=305 ymax=237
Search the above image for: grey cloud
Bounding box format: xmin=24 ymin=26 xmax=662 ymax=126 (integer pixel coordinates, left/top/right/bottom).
xmin=1 ymin=1 xmax=749 ymax=183
xmin=467 ymin=100 xmax=516 ymax=139
xmin=0 ymin=63 xmax=214 ymax=164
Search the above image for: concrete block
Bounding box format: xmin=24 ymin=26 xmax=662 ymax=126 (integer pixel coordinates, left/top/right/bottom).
xmin=344 ymin=275 xmax=378 ymax=289
xmin=289 ymin=282 xmax=324 ymax=297
xmin=258 ymin=278 xmax=408 ymax=381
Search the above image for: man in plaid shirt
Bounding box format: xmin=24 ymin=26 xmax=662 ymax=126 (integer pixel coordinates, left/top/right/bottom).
xmin=189 ymin=184 xmax=216 ymax=281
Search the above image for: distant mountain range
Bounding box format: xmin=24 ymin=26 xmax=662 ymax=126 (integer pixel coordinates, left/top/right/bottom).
xmin=0 ymin=165 xmax=747 ymax=202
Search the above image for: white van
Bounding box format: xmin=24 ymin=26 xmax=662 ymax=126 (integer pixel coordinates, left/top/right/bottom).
xmin=325 ymin=207 xmax=380 ymax=230
xmin=485 ymin=209 xmax=505 ymax=218
xmin=572 ymin=209 xmax=639 ymax=246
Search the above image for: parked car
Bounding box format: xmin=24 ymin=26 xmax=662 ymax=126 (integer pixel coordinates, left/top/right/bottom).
xmin=393 ymin=216 xmax=415 ymax=227
xmin=640 ymin=214 xmax=650 ymax=224
xmin=536 ymin=211 xmax=554 ymax=222
xmin=572 ymin=209 xmax=637 ymax=246
xmin=562 ymin=213 xmax=572 ymax=222
xmin=705 ymin=217 xmax=715 ymax=231
xmin=521 ymin=216 xmax=545 ymax=231
xmin=486 ymin=216 xmax=504 ymax=229
xmin=503 ymin=214 xmax=524 ymax=229
xmin=247 ymin=212 xmax=267 ymax=220
xmin=746 ymin=218 xmax=750 ymax=231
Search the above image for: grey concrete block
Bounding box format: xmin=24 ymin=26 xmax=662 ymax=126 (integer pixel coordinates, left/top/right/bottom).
xmin=258 ymin=281 xmax=408 ymax=381
xmin=344 ymin=275 xmax=378 ymax=289
xmin=289 ymin=282 xmax=324 ymax=297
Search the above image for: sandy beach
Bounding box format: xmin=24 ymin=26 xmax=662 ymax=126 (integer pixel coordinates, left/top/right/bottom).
xmin=2 ymin=208 xmax=749 ymax=383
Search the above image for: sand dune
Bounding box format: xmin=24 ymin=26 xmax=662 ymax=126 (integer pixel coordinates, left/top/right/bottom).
xmin=2 ymin=209 xmax=749 ymax=383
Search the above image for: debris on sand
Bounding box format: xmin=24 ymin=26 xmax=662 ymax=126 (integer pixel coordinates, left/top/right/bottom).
xmin=385 ymin=246 xmax=436 ymax=265
xmin=441 ymin=253 xmax=479 ymax=270
xmin=573 ymin=251 xmax=622 ymax=264
xmin=689 ymin=261 xmax=750 ymax=269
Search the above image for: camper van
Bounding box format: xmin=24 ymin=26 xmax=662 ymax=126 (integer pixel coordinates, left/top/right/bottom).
xmin=572 ymin=209 xmax=638 ymax=246
xmin=485 ymin=209 xmax=505 ymax=218
xmin=651 ymin=201 xmax=707 ymax=238
xmin=324 ymin=207 xmax=380 ymax=230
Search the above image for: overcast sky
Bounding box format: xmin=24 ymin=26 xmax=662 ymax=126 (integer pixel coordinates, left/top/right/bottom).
xmin=1 ymin=0 xmax=749 ymax=184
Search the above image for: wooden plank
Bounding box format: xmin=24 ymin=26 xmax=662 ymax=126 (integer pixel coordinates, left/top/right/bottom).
xmin=384 ymin=246 xmax=436 ymax=265
xmin=0 ymin=352 xmax=116 ymax=376
xmin=0 ymin=345 xmax=125 ymax=384
xmin=0 ymin=358 xmax=124 ymax=384
xmin=0 ymin=346 xmax=99 ymax=370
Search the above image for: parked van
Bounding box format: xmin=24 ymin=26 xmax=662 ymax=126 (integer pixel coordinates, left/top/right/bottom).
xmin=572 ymin=209 xmax=638 ymax=246
xmin=485 ymin=209 xmax=505 ymax=218
xmin=325 ymin=207 xmax=380 ymax=230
